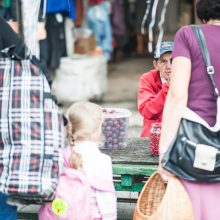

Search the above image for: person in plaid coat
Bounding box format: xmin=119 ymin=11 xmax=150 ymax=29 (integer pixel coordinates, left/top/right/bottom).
xmin=0 ymin=16 xmax=27 ymax=220
xmin=137 ymin=41 xmax=174 ymax=137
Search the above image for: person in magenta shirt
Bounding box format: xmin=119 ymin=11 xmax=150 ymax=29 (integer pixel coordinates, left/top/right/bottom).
xmin=159 ymin=0 xmax=220 ymax=219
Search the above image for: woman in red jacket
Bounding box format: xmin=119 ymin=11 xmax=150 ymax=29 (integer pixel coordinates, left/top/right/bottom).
xmin=137 ymin=41 xmax=174 ymax=137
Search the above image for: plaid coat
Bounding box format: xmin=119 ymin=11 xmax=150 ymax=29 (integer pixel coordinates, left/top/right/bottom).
xmin=0 ymin=48 xmax=64 ymax=204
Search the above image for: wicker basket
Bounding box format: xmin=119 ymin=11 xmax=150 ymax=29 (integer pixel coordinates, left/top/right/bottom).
xmin=133 ymin=172 xmax=194 ymax=220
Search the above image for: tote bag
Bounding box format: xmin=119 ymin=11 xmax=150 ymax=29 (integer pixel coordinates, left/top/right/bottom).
xmin=0 ymin=46 xmax=64 ymax=204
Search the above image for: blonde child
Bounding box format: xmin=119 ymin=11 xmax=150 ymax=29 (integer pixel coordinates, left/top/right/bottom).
xmin=39 ymin=101 xmax=117 ymax=220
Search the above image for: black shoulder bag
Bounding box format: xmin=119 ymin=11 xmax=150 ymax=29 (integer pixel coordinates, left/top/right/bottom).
xmin=161 ymin=25 xmax=220 ymax=182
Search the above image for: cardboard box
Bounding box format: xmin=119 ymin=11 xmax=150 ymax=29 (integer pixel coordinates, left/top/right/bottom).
xmin=74 ymin=35 xmax=96 ymax=54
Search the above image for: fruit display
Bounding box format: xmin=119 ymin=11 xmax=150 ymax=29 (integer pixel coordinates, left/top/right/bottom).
xmin=102 ymin=108 xmax=131 ymax=149
xmin=149 ymin=122 xmax=161 ymax=156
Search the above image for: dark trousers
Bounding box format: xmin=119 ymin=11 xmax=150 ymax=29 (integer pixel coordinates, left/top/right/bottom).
xmin=0 ymin=193 xmax=17 ymax=220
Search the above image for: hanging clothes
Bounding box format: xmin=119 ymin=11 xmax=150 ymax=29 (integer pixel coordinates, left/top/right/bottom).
xmin=65 ymin=17 xmax=74 ymax=56
xmin=88 ymin=0 xmax=103 ymax=5
xmin=45 ymin=14 xmax=67 ymax=71
xmin=111 ymin=0 xmax=126 ymax=37
xmin=22 ymin=0 xmax=41 ymax=57
xmin=42 ymin=0 xmax=76 ymax=71
xmin=74 ymin=0 xmax=84 ymax=27
xmin=111 ymin=0 xmax=128 ymax=60
xmin=87 ymin=2 xmax=112 ymax=61
xmin=46 ymin=0 xmax=70 ymax=13
xmin=46 ymin=0 xmax=76 ymax=20
xmin=136 ymin=0 xmax=149 ymax=30
xmin=122 ymin=0 xmax=136 ymax=54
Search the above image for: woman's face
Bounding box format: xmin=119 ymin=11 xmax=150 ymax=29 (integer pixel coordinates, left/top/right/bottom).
xmin=154 ymin=52 xmax=172 ymax=82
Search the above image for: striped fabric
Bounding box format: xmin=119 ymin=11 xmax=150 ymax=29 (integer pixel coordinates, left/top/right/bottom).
xmin=0 ymin=53 xmax=64 ymax=204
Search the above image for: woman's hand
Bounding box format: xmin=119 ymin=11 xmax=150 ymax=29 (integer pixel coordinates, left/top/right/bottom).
xmin=158 ymin=156 xmax=175 ymax=182
xmin=158 ymin=167 xmax=175 ymax=182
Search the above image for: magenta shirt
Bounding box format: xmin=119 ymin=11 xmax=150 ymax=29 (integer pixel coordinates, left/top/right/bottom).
xmin=172 ymin=24 xmax=220 ymax=126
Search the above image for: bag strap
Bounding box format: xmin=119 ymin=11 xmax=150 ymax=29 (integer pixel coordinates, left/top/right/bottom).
xmin=191 ymin=25 xmax=220 ymax=97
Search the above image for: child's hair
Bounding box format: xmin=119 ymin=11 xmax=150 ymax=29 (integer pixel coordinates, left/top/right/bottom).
xmin=66 ymin=101 xmax=104 ymax=170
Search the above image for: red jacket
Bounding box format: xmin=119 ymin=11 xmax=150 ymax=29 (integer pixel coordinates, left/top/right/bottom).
xmin=137 ymin=69 xmax=169 ymax=137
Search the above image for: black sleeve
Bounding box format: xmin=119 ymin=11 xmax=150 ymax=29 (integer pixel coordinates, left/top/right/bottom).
xmin=0 ymin=16 xmax=25 ymax=57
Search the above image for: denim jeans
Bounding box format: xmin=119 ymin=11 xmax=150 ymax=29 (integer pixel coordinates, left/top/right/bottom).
xmin=0 ymin=193 xmax=17 ymax=220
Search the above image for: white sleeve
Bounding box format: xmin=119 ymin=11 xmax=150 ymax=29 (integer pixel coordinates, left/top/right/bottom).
xmin=96 ymin=190 xmax=117 ymax=220
xmin=83 ymin=152 xmax=117 ymax=219
xmin=83 ymin=153 xmax=114 ymax=183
